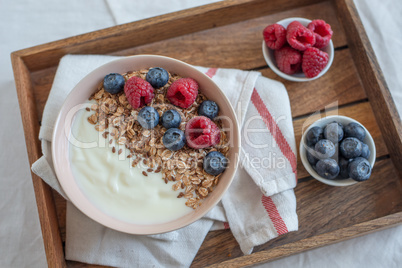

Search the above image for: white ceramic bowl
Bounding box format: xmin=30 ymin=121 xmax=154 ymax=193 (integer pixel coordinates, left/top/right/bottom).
xmin=300 ymin=115 xmax=376 ymax=186
xmin=52 ymin=55 xmax=240 ymax=234
xmin=262 ymin=17 xmax=334 ymax=82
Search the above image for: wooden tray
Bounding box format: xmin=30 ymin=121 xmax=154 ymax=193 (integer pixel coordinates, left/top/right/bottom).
xmin=11 ymin=0 xmax=402 ymax=267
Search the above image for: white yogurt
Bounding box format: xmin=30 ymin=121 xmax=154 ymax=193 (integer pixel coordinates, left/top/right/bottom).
xmin=69 ymin=102 xmax=192 ymax=225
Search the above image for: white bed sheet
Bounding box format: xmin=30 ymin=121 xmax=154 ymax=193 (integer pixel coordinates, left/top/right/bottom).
xmin=0 ymin=0 xmax=400 ymax=267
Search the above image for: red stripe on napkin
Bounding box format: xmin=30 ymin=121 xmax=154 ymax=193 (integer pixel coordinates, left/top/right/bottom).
xmin=261 ymin=195 xmax=288 ymax=235
xmin=250 ymin=88 xmax=297 ymax=176
xmin=205 ymin=68 xmax=218 ymax=78
xmin=223 ymin=222 xmax=230 ymax=229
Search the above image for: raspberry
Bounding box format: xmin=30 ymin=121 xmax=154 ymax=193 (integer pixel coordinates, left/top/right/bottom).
xmin=124 ymin=76 xmax=154 ymax=109
xmin=167 ymin=78 xmax=198 ymax=109
xmin=307 ymin=20 xmax=333 ymax=49
xmin=286 ymin=21 xmax=316 ymax=51
xmin=185 ymin=116 xmax=220 ymax=149
xmin=263 ymin=23 xmax=287 ymax=50
xmin=302 ymin=47 xmax=329 ymax=78
xmin=274 ymin=46 xmax=302 ymax=75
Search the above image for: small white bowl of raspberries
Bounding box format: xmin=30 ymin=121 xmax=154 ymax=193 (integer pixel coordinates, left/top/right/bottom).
xmin=262 ymin=17 xmax=334 ymax=82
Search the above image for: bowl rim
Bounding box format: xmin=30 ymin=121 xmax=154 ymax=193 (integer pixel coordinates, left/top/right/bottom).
xmin=299 ymin=115 xmax=376 ymax=186
xmin=51 ymin=54 xmax=241 ymax=234
xmin=262 ymin=17 xmax=334 ymax=82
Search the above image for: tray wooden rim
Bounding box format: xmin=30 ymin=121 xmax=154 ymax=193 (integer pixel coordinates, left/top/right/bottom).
xmin=208 ymin=211 xmax=402 ymax=267
xmin=10 ymin=0 xmax=402 ymax=267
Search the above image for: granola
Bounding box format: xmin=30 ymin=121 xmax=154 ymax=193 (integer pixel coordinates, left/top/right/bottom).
xmin=87 ymin=68 xmax=229 ymax=209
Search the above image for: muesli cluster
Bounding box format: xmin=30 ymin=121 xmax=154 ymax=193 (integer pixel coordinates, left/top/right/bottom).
xmin=86 ymin=67 xmax=229 ymax=209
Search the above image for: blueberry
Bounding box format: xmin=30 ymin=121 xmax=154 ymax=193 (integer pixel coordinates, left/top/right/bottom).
xmin=345 ymin=122 xmax=366 ymax=141
xmin=162 ymin=128 xmax=185 ymax=151
xmin=103 ymin=73 xmax=125 ymax=94
xmin=314 ymin=139 xmax=336 ymax=159
xmin=161 ymin=109 xmax=181 ymax=129
xmin=360 ymin=143 xmax=370 ymax=159
xmin=146 ymin=67 xmax=169 ymax=88
xmin=348 ymin=157 xmax=371 ymax=181
xmin=339 ymin=157 xmax=352 ymax=179
xmin=324 ymin=122 xmax=344 ymax=144
xmin=340 ymin=137 xmax=362 ymax=159
xmin=203 ymin=151 xmax=228 ymax=176
xmin=306 ymin=146 xmax=319 ymax=166
xmin=137 ymin=106 xmax=159 ymax=129
xmin=198 ymin=100 xmax=219 ymax=120
xmin=316 ymin=158 xmax=340 ymax=180
xmin=305 ymin=126 xmax=323 ymax=147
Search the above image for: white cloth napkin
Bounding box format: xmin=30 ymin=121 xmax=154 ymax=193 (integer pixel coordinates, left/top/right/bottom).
xmin=31 ymin=54 xmax=298 ymax=267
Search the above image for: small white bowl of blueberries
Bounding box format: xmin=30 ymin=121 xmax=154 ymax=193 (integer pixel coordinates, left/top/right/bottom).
xmin=300 ymin=115 xmax=376 ymax=186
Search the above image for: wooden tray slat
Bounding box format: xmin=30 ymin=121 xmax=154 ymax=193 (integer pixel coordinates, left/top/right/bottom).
xmin=207 ymin=211 xmax=402 ymax=268
xmin=11 ymin=54 xmax=66 ymax=268
xmin=194 ymin=158 xmax=402 ymax=267
xmin=16 ymin=0 xmax=323 ymax=72
xmin=261 ymin=48 xmax=366 ymax=117
xmin=29 ymin=1 xmax=346 ymax=121
xmin=334 ymin=0 xmax=402 ymax=177
xmin=115 ymin=1 xmax=347 ymax=68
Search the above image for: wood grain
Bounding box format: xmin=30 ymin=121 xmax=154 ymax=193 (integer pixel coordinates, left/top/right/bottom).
xmin=66 ymin=261 xmax=107 ymax=268
xmin=334 ymin=0 xmax=402 ymax=177
xmin=29 ymin=0 xmax=347 ymax=121
xmin=10 ymin=0 xmax=402 ymax=267
xmin=192 ymin=158 xmax=402 ymax=267
xmin=15 ymin=0 xmax=323 ymax=72
xmin=207 ymin=211 xmax=402 ymax=267
xmin=260 ymin=48 xmax=366 ymax=117
xmin=30 ymin=47 xmax=362 ymax=125
xmin=10 ymin=55 xmax=66 ymax=267
xmin=115 ymin=1 xmax=346 ymax=68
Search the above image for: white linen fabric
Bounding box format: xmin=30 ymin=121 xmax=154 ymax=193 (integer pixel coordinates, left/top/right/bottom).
xmin=105 ymin=0 xmax=222 ymax=24
xmin=354 ymin=0 xmax=402 ymax=116
xmin=0 ymin=1 xmax=115 ymax=267
xmin=31 ymin=54 xmax=299 ymax=266
xmin=1 ymin=0 xmax=402 ymax=267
